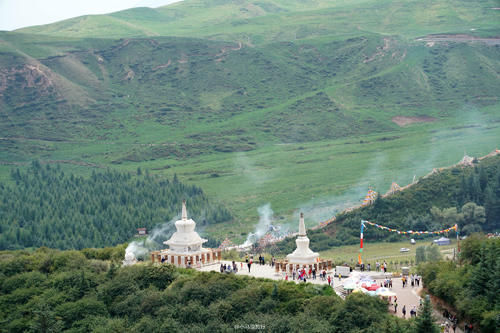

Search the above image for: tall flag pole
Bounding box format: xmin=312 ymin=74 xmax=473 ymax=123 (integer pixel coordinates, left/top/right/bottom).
xmin=456 ymin=224 xmax=460 ymax=253
xmin=358 ymin=220 xmax=365 ymax=265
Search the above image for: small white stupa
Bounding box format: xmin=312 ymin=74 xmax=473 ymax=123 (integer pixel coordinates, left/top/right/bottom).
xmin=151 ymin=200 xmax=222 ymax=267
xmin=164 ymin=200 xmax=208 ymax=254
xmin=287 ymin=213 xmax=319 ymax=265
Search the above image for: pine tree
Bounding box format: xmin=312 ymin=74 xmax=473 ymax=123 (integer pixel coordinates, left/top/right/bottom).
xmin=414 ymin=296 xmax=439 ymax=333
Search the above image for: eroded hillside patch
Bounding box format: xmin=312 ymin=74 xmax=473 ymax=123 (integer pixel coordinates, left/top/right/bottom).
xmin=392 ymin=116 xmax=437 ymax=126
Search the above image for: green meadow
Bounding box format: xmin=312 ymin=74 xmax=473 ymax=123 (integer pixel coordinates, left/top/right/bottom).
xmin=318 ymin=239 xmax=457 ymax=266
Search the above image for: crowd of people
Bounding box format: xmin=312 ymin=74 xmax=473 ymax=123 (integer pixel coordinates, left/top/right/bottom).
xmin=389 ymin=273 xmax=424 ymax=321
xmin=375 ymin=261 xmax=388 ymax=273
xmin=381 ymin=278 xmax=393 ymax=288
xmin=401 ymin=273 xmax=421 ymax=288
xmin=220 ymin=261 xmax=239 ymax=274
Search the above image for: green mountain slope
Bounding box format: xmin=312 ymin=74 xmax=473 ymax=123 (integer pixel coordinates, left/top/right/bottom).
xmin=1 ymin=34 xmax=498 ymax=148
xmin=17 ymin=0 xmax=500 ymax=41
xmin=0 ymin=0 xmax=499 ymax=239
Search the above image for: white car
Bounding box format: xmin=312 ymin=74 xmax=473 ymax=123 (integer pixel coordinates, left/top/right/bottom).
xmin=400 ymin=248 xmax=410 ymax=253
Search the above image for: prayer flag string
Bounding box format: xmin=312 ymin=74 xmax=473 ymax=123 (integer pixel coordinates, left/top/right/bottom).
xmin=358 ymin=220 xmax=457 ymax=265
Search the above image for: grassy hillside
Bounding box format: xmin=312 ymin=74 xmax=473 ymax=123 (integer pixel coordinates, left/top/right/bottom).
xmin=17 ymin=0 xmax=500 ymax=41
xmin=274 ymin=154 xmax=500 ymax=254
xmin=1 ymin=0 xmax=499 ymax=241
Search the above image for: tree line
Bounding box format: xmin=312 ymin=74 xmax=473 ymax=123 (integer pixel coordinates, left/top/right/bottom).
xmin=0 ymin=162 xmax=231 ymax=250
xmin=418 ymin=234 xmax=500 ymax=332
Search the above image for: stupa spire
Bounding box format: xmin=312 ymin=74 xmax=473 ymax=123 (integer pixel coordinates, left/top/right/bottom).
xmin=299 ymin=212 xmax=306 ymax=236
xmin=286 ymin=212 xmax=319 ymax=265
xmin=182 ymin=199 xmax=187 ymax=220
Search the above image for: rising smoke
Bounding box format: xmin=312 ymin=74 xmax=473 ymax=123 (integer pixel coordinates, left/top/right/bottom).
xmin=242 ymin=203 xmax=274 ymax=246
xmin=124 ymin=216 xmax=177 ymax=260
xmin=296 ymin=152 xmax=387 ymax=227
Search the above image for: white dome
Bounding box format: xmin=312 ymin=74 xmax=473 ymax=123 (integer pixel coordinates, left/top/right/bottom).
xmin=163 ymin=200 xmax=207 ymax=254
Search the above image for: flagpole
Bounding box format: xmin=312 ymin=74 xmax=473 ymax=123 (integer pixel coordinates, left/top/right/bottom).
xmin=358 ymin=220 xmax=364 ymax=265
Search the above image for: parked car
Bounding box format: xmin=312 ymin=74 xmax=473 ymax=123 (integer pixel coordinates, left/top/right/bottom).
xmin=400 ymin=248 xmax=410 ymax=253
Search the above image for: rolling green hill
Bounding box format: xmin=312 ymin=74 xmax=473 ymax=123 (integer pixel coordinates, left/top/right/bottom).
xmin=17 ymin=0 xmax=500 ymax=42
xmin=1 ymin=0 xmax=499 ymax=242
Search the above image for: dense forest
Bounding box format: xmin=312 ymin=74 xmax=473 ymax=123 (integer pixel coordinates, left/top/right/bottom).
xmin=418 ymin=234 xmax=500 ymax=333
xmin=0 ymin=162 xmax=231 ymax=250
xmin=0 ymin=246 xmax=433 ymax=332
xmin=276 ymin=155 xmax=500 ymax=254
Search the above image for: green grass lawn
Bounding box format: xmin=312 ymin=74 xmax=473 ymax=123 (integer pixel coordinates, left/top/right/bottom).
xmin=318 ymin=239 xmax=457 ymax=267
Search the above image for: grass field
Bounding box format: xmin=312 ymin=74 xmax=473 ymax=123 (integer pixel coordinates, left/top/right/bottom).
xmin=318 ymin=239 xmax=457 ymax=267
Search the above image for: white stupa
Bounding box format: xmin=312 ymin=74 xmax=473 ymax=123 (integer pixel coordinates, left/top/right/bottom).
xmin=151 ymin=200 xmax=222 ymax=267
xmin=287 ymin=213 xmax=319 ymax=265
xmin=164 ymin=200 xmax=208 ymax=254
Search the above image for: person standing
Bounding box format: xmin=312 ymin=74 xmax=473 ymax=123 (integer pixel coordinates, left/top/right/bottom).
xmin=328 ymin=275 xmax=331 ymax=286
xmin=394 ymin=301 xmax=398 ymax=314
xmin=248 ymin=258 xmax=252 ymax=272
xmin=402 ymin=305 xmax=406 ymax=318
